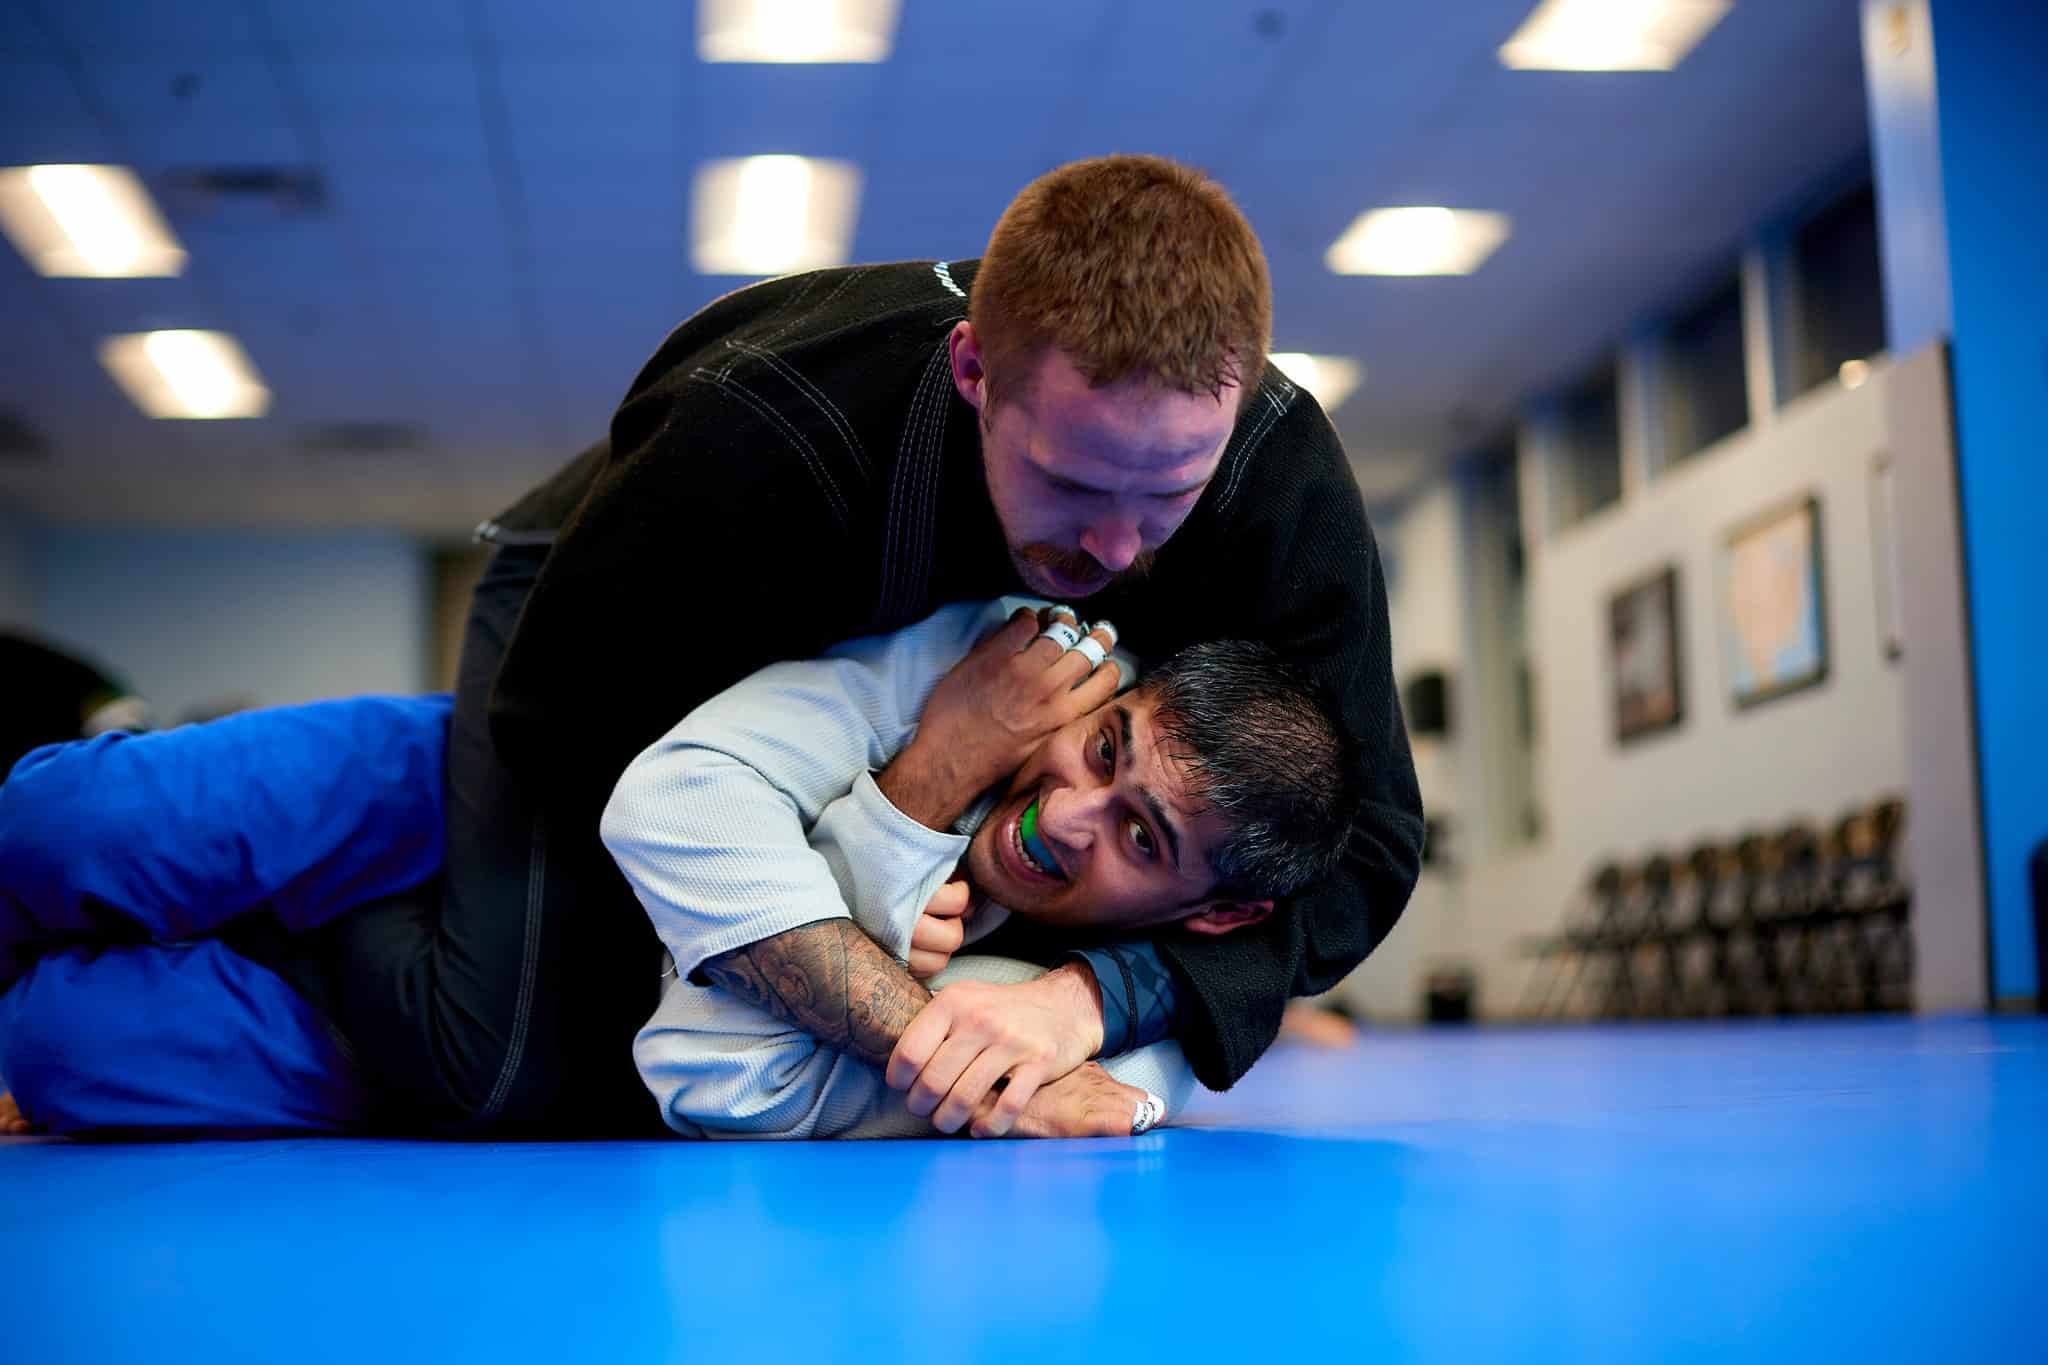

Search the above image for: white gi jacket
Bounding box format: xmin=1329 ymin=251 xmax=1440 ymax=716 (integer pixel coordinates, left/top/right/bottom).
xmin=602 ymin=597 xmax=1197 ymax=1138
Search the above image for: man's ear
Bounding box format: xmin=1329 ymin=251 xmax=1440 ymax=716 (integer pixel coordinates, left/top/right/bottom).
xmin=948 ymin=319 xmax=987 ymax=410
xmin=1181 ymin=900 xmax=1274 ymax=937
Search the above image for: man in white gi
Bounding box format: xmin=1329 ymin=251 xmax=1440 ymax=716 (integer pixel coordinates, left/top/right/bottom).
xmin=605 ymin=599 xmax=1360 ymax=1140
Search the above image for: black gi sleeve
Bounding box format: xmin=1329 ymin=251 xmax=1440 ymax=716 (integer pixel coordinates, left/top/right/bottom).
xmin=485 ymin=357 xmax=868 ymax=808
xmin=1153 ymin=395 xmax=1426 ymax=1090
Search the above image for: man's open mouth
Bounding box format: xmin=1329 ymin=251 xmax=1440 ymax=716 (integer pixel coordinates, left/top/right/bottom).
xmin=1011 ymin=797 xmax=1066 ymax=881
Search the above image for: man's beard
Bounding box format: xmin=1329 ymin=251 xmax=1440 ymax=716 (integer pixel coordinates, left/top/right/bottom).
xmin=1013 ymin=541 xmax=1157 ymax=597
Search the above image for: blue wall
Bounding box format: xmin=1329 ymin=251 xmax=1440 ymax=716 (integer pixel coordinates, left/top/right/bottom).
xmin=1932 ymin=0 xmax=2048 ymax=998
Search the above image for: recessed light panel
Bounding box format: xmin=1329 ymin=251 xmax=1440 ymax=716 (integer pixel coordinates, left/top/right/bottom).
xmin=0 ymin=164 xmax=186 ymax=277
xmin=100 ymin=331 xmax=270 ymax=419
xmin=698 ymin=0 xmax=902 ymax=63
xmin=1270 ymin=353 xmax=1363 ymax=414
xmin=1326 ymin=207 xmax=1512 ymax=277
xmin=691 ymin=156 xmax=862 ymax=276
xmin=1499 ymin=0 xmax=1731 ymax=72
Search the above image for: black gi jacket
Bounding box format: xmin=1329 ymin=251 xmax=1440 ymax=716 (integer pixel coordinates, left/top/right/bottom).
xmin=484 ymin=259 xmax=1423 ymax=1090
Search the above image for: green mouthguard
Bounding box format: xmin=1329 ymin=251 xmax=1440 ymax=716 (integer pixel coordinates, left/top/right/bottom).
xmin=1019 ymin=798 xmax=1060 ymax=876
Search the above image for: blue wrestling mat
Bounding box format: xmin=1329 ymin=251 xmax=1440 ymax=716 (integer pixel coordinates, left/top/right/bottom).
xmin=4 ymin=1016 xmax=2041 ymax=1363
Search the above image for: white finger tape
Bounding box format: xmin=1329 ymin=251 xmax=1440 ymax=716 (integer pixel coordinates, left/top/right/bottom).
xmin=1131 ymin=1091 xmax=1166 ymax=1136
xmin=1072 ymin=636 xmax=1108 ymax=669
xmin=1038 ymin=621 xmax=1083 ymax=651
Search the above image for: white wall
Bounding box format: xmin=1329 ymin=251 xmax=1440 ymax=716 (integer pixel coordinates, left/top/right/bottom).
xmin=1345 ymin=367 xmax=1909 ymax=1021
xmin=1385 ymin=484 xmax=1467 ymax=675
xmin=31 ymin=529 xmax=432 ymax=723
xmin=1382 ymin=484 xmax=1469 ymax=819
xmin=1338 ymin=483 xmax=1476 ymax=1020
xmin=1530 ymin=368 xmax=1904 ymax=875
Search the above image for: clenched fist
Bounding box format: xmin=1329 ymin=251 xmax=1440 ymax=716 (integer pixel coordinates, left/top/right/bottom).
xmin=885 ymin=962 xmax=1105 ymax=1136
xmin=876 ymin=605 xmax=1120 ymax=832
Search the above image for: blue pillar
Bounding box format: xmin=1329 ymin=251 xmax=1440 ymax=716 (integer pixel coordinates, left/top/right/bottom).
xmin=1925 ymin=0 xmax=2048 ymax=1000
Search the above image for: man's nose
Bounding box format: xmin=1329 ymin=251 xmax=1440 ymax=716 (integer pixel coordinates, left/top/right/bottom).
xmin=1079 ymin=509 xmax=1143 ymax=573
xmin=1038 ymin=784 xmax=1109 ymax=852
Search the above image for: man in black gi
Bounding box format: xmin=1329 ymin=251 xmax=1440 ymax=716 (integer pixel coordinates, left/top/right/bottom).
xmin=323 ymin=153 xmax=1424 ymax=1136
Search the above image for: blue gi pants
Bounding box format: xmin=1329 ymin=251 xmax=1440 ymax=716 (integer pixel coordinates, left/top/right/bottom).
xmin=0 ymin=694 xmax=451 ymax=1134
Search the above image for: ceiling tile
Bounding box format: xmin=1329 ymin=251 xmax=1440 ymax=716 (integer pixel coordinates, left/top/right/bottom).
xmin=479 ymin=0 xmax=685 ymax=57
xmin=0 ymin=1 xmax=1877 ymax=523
xmin=321 ymin=162 xmax=508 ymax=254
xmin=262 ymin=0 xmax=469 ymax=58
xmin=292 ymin=58 xmax=489 ymax=164
xmin=521 ymin=170 xmax=683 ymax=253
xmin=680 ymin=65 xmax=885 ymax=160
xmin=37 ymin=0 xmax=268 ymax=59
xmin=86 ymin=59 xmax=304 ymax=170
xmin=0 ymin=60 xmax=112 ymax=162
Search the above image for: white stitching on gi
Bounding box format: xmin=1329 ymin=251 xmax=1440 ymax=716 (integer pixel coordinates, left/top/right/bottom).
xmin=741 ymin=271 xmax=821 ymax=362
xmin=879 ymin=338 xmax=955 ymax=624
xmin=479 ymin=812 xmax=548 ymax=1121
xmin=878 ymin=349 xmax=935 ymax=618
xmin=904 ymin=349 xmax=948 ymax=612
xmin=1216 ymin=377 xmax=1293 ymax=516
xmin=910 ymin=334 xmax=959 ymax=602
xmin=727 ymin=338 xmax=871 ymax=483
xmin=690 ymin=369 xmax=851 ymax=527
xmin=759 ymin=266 xmax=871 ymax=351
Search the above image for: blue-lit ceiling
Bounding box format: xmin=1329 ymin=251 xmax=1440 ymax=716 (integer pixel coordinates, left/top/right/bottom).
xmin=0 ymin=0 xmax=1871 ymax=529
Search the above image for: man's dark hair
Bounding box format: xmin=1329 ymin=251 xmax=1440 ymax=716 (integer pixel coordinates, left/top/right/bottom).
xmin=1139 ymin=640 xmax=1359 ymax=902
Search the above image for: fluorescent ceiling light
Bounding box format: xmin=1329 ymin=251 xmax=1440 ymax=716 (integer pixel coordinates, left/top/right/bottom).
xmin=1270 ymin=353 xmax=1363 ymax=414
xmin=692 ymin=156 xmax=862 ymax=275
xmin=1326 ymin=207 xmax=1511 ymax=276
xmin=99 ymin=330 xmax=270 ymax=419
xmin=1499 ymin=0 xmax=1731 ymax=72
xmin=0 ymin=164 xmax=186 ymax=277
xmin=698 ymin=0 xmax=902 ymax=62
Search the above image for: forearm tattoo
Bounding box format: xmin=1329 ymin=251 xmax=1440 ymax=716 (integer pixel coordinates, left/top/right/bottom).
xmin=701 ymin=920 xmax=932 ymax=1068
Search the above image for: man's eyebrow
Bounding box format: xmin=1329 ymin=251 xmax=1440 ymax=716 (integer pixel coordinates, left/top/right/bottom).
xmin=1117 ymin=704 xmax=1185 ymax=871
xmin=1045 ymin=469 xmax=1208 ymax=500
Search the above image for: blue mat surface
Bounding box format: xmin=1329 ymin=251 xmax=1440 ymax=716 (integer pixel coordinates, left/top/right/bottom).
xmin=5 ymin=1016 xmax=2041 ymax=1363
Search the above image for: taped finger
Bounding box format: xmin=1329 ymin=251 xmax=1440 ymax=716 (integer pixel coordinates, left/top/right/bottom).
xmin=1035 ymin=619 xmax=1083 ymax=653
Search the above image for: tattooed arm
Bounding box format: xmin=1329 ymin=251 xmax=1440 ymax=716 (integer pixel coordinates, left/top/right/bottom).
xmin=698 ymin=918 xmax=931 ymax=1070
xmin=605 ymin=597 xmax=1112 ymax=1137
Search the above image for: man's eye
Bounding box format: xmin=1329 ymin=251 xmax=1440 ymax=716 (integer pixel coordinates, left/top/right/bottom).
xmin=1128 ymin=819 xmax=1156 ymax=859
xmin=1095 ymin=732 xmax=1113 ymax=770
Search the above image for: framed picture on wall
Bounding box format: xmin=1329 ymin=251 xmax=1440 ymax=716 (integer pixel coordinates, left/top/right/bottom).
xmin=1608 ymin=565 xmax=1684 ymax=744
xmin=1720 ymin=494 xmax=1829 ymax=708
